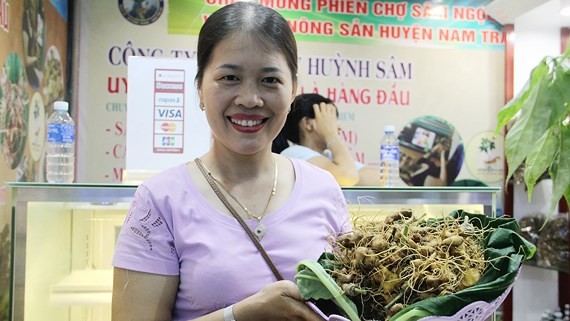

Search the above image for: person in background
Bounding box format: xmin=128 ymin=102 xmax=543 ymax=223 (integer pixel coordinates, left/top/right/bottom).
xmin=273 ymin=93 xmax=381 ymax=186
xmin=112 ymin=3 xmax=351 ymax=321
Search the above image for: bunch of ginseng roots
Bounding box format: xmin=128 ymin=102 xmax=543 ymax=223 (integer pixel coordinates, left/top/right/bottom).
xmin=328 ymin=210 xmax=491 ymax=320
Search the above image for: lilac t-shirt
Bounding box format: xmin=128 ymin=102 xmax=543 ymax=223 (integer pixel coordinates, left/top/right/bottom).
xmin=113 ymin=158 xmax=351 ymax=320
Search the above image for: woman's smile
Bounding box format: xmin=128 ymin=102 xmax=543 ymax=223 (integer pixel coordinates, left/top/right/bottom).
xmin=228 ymin=113 xmax=269 ymax=133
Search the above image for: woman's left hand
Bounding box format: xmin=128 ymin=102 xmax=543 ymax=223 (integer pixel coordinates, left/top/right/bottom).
xmin=234 ymin=280 xmax=324 ymax=321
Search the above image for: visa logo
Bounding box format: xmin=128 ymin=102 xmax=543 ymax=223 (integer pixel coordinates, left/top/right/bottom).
xmin=155 ymin=107 xmax=183 ymax=120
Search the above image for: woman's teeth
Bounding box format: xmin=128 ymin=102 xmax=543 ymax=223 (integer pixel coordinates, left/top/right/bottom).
xmin=230 ymin=118 xmax=263 ymax=127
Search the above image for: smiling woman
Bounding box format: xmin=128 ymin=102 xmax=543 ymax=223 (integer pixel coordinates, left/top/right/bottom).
xmin=112 ymin=3 xmax=352 ymax=321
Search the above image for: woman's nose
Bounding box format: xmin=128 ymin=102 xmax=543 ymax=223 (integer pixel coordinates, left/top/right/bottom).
xmin=235 ymin=81 xmax=263 ymax=108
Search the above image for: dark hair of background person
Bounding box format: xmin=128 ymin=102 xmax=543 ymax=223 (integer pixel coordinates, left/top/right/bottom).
xmin=194 ymin=2 xmax=298 ymax=88
xmin=272 ymin=93 xmax=338 ymax=153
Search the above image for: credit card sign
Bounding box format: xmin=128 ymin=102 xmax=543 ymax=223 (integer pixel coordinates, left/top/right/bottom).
xmin=153 ymin=69 xmax=185 ymax=153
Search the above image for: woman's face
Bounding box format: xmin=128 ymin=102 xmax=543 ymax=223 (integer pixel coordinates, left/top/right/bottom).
xmin=198 ymin=34 xmax=296 ymax=155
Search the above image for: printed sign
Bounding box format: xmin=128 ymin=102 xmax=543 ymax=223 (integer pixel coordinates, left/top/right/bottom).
xmin=168 ymin=0 xmax=503 ymax=50
xmin=126 ymin=57 xmax=210 ymax=174
xmin=153 ymin=69 xmax=185 ymax=153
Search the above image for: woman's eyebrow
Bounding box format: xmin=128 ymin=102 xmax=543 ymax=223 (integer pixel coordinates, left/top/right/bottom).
xmin=261 ymin=67 xmax=285 ymax=74
xmin=215 ymin=64 xmax=285 ymax=74
xmin=216 ymin=63 xmax=240 ymax=71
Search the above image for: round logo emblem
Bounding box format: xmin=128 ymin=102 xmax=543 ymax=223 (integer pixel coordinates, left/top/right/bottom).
xmin=119 ymin=0 xmax=164 ymax=25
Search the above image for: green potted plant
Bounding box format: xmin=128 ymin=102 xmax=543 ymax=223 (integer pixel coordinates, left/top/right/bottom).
xmin=495 ymin=44 xmax=570 ymax=216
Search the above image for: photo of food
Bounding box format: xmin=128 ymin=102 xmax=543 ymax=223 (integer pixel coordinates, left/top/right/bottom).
xmin=0 ymin=53 xmax=30 ymax=170
xmin=398 ymin=116 xmax=465 ymax=186
xmin=22 ymin=0 xmax=46 ymax=89
xmin=42 ymin=46 xmax=65 ymax=115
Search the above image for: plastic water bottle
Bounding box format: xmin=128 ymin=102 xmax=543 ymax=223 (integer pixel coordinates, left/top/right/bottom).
xmin=46 ymin=101 xmax=75 ymax=183
xmin=379 ymin=125 xmax=400 ymax=187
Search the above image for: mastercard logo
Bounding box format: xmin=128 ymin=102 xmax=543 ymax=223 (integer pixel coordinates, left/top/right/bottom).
xmin=160 ymin=122 xmax=177 ymax=132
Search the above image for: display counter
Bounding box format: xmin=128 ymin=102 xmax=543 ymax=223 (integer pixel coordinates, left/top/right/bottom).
xmin=7 ymin=183 xmax=500 ymax=321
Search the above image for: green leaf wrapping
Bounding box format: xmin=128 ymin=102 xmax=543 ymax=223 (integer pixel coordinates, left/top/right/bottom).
xmin=296 ymin=211 xmax=536 ymax=321
xmin=295 ymin=259 xmax=362 ymax=321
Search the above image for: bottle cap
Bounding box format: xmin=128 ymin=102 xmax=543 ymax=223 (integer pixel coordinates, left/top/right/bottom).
xmin=385 ymin=125 xmax=395 ymax=133
xmin=54 ymin=101 xmax=69 ymax=111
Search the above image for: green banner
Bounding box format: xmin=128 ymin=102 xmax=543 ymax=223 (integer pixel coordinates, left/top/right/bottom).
xmin=168 ymin=0 xmax=504 ymax=50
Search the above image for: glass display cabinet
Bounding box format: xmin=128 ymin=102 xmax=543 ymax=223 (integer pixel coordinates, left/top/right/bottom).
xmin=342 ymin=186 xmax=499 ymax=219
xmin=8 ymin=183 xmax=136 ymax=321
xmin=7 ymin=183 xmax=500 ymax=321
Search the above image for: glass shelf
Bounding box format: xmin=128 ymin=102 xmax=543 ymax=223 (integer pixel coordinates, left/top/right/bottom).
xmin=342 ymin=186 xmax=500 ymax=217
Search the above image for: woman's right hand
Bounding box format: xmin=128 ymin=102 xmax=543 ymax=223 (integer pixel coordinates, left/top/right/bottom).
xmin=312 ymin=102 xmax=340 ymax=144
xmin=235 ymin=280 xmax=324 ymax=321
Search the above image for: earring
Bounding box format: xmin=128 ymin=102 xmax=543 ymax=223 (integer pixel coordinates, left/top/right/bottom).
xmin=199 ymin=103 xmax=205 ymax=111
xmin=288 ymin=107 xmax=291 ymax=113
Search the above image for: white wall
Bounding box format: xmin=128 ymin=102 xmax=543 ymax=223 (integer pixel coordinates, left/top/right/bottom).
xmin=513 ymin=0 xmax=562 ymax=93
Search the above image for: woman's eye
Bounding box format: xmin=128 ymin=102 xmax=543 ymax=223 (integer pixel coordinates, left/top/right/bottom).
xmin=263 ymin=77 xmax=280 ymax=84
xmin=221 ymin=75 xmax=239 ymax=81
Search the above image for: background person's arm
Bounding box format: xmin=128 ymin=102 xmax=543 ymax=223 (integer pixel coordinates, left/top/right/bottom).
xmin=356 ymin=166 xmax=382 ymax=186
xmin=309 ymin=103 xmax=359 ymax=186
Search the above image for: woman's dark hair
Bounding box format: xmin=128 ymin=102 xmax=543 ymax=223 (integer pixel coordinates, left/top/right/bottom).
xmin=195 ymin=2 xmax=298 ymax=88
xmin=272 ymin=93 xmax=336 ymax=153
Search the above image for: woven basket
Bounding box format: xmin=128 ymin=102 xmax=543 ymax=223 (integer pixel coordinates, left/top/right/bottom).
xmin=416 ymin=277 xmax=514 ymax=321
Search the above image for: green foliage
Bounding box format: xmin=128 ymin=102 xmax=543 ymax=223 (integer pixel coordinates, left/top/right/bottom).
xmin=295 ymin=258 xmax=361 ymax=321
xmin=495 ymin=45 xmax=570 ymax=216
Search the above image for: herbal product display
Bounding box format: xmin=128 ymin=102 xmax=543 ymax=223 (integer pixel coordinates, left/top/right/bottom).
xmin=536 ymin=214 xmax=569 ymax=271
xmin=295 ymin=210 xmax=535 ymax=321
xmin=519 ymin=214 xmax=545 ymax=262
